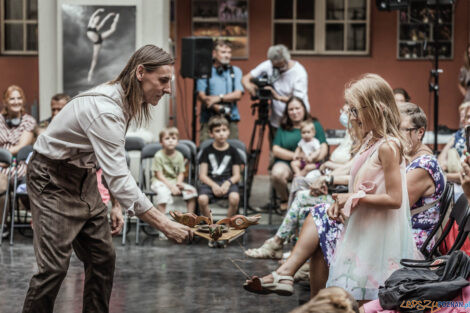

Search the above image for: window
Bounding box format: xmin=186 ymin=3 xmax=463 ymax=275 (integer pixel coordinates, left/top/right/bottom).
xmin=192 ymin=0 xmax=249 ymax=59
xmin=1 ymin=0 xmax=38 ymax=55
xmin=397 ymin=2 xmax=453 ymax=60
xmin=272 ymin=0 xmax=370 ymax=55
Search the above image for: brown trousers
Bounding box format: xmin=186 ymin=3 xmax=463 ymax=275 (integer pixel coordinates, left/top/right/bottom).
xmin=22 ymin=153 xmax=115 ymax=313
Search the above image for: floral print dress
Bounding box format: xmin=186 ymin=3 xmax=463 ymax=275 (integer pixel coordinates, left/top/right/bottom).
xmin=407 ymin=154 xmax=445 ymax=251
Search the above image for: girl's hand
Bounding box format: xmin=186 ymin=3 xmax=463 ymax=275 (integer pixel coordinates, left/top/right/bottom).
xmin=326 ymin=202 xmax=345 ymax=224
xmin=332 ymin=193 xmax=351 ymax=209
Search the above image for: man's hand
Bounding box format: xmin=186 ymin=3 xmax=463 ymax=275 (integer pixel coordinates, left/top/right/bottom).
xmin=245 ymin=82 xmax=258 ymax=97
xmin=160 ymin=219 xmax=193 ymax=243
xmin=264 ymin=86 xmax=282 ymax=101
xmin=110 ymin=204 xmax=124 ymax=236
xmin=205 ymin=95 xmax=221 ymax=107
xmin=138 ymin=207 xmax=193 ymax=244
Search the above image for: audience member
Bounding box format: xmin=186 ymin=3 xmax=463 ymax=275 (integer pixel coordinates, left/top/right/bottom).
xmin=244 ymin=101 xmax=444 ymax=297
xmin=151 ymin=127 xmax=197 ymax=214
xmin=242 ymin=44 xmax=310 ymax=141
xmin=244 ymin=74 xmax=419 ymax=301
xmin=271 ymin=96 xmax=327 ymax=211
xmin=289 ymin=287 xmax=359 ymax=313
xmin=198 ymin=116 xmax=241 ymax=221
xmin=38 ymin=93 xmax=70 ymax=131
xmin=0 ymin=85 xmax=36 ymax=178
xmin=197 ymin=39 xmax=244 ymax=142
xmin=458 ymin=43 xmax=470 ymax=102
xmin=458 ymin=101 xmax=470 ymax=128
xmin=438 ymin=102 xmax=470 ymax=187
xmin=393 ymin=87 xmax=410 ymax=105
xmin=291 ymin=120 xmax=321 ymax=177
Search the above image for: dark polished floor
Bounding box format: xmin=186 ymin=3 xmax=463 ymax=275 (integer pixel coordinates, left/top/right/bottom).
xmin=0 ymin=226 xmax=309 ymax=313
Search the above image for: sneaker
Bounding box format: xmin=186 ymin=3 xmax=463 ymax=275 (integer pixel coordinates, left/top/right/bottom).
xmin=2 ymin=227 xmax=9 ymax=239
xmin=208 ymin=240 xmax=216 ymax=248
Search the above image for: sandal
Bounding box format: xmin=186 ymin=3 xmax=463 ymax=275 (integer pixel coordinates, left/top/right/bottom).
xmin=244 ymin=237 xmax=283 ymax=259
xmin=243 ymin=272 xmax=294 ymax=296
xmin=293 ymin=262 xmax=310 ymax=282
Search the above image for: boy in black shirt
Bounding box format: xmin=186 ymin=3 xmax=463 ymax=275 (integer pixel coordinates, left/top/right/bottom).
xmin=198 ymin=116 xmax=241 ymax=218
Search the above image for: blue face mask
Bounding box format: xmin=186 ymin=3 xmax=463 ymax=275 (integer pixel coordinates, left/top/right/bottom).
xmin=339 ymin=112 xmax=349 ymax=128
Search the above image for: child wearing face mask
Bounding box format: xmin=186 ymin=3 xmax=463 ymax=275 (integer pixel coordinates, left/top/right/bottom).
xmin=291 ymin=121 xmax=322 ymax=177
xmin=320 ymin=107 xmax=354 ymax=175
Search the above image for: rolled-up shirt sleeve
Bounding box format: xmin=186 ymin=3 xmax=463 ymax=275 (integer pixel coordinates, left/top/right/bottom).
xmin=85 ymin=113 xmax=153 ymax=216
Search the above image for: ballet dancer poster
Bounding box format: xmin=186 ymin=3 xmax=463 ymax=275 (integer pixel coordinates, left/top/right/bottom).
xmin=60 ymin=3 xmax=137 ymax=96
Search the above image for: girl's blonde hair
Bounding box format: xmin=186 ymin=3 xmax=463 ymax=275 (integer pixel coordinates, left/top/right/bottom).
xmin=346 ymin=73 xmax=406 ymax=155
xmin=289 ymin=287 xmax=359 ymax=313
xmin=2 ymin=85 xmax=26 ymax=116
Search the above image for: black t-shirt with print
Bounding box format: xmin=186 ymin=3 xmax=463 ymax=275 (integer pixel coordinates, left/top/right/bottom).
xmin=200 ymin=144 xmax=241 ymax=181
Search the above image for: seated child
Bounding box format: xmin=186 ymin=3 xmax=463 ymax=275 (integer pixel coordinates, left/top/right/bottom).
xmin=291 ymin=120 xmax=321 ymax=177
xmin=150 ymin=127 xmax=197 ymax=214
xmin=198 ymin=116 xmax=241 ymax=219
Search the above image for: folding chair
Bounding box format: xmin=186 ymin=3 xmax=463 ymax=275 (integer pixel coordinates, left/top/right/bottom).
xmin=122 ymin=136 xmax=146 ymax=246
xmin=195 ymin=142 xmax=248 ymax=221
xmin=135 ymin=143 xmax=193 ymax=244
xmin=418 ymin=181 xmax=454 ymax=258
xmin=8 ymin=145 xmax=34 ymax=245
xmin=0 ymin=148 xmax=13 ymax=246
xmin=401 ymin=192 xmax=470 ymax=268
xmin=179 ymin=139 xmax=197 ymax=183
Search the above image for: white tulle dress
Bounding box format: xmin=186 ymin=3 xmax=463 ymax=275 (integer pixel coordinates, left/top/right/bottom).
xmin=326 ymin=135 xmax=421 ymax=300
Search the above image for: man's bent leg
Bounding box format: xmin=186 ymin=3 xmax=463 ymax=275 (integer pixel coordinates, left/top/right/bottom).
xmin=23 ymin=156 xmax=87 ymax=313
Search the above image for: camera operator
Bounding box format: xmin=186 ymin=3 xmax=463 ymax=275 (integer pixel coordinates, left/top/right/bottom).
xmin=242 ymin=44 xmax=310 ymax=141
xmin=197 ymin=39 xmax=244 ymax=142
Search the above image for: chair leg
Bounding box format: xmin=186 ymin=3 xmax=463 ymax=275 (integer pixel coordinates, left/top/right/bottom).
xmin=135 ymin=219 xmax=140 ymax=245
xmin=0 ymin=193 xmax=8 ymax=246
xmin=9 ymin=197 xmax=14 ymax=246
xmin=122 ymin=213 xmax=128 ymax=246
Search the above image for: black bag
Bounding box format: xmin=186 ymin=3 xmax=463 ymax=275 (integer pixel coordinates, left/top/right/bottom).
xmin=378 ymin=251 xmax=470 ymax=313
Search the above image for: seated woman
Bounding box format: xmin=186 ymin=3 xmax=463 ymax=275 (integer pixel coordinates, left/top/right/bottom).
xmin=244 ymin=161 xmax=351 ymax=259
xmin=245 ymin=106 xmax=353 ymax=260
xmin=287 ymin=104 xmax=354 ymax=207
xmin=244 ymin=76 xmax=442 ymax=302
xmin=438 ymin=101 xmax=470 ymax=200
xmin=271 ymin=96 xmax=328 ymax=211
xmin=0 ymin=85 xmax=36 ymax=180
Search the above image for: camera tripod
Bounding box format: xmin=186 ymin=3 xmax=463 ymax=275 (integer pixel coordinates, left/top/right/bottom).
xmin=246 ymin=98 xmax=271 ymax=208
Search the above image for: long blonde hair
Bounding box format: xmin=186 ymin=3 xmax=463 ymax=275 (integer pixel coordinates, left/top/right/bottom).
xmin=111 ymin=45 xmax=174 ymax=126
xmin=346 ymin=74 xmax=406 ymax=156
xmin=289 ymin=287 xmax=359 ymax=313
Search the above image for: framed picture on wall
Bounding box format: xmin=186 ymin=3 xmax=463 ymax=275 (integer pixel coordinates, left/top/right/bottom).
xmin=192 ymin=0 xmax=249 ymax=59
xmin=57 ymin=0 xmax=142 ymax=96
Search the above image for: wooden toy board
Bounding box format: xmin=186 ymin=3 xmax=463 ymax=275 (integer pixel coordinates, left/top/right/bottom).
xmin=193 ymin=227 xmax=245 ymax=243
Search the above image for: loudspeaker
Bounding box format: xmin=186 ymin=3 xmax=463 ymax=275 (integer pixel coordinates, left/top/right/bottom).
xmin=180 ymin=37 xmax=213 ymax=79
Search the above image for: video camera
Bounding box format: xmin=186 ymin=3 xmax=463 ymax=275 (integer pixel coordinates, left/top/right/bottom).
xmin=250 ymin=68 xmax=280 ymax=101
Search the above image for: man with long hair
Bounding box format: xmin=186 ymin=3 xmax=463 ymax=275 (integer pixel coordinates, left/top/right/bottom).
xmin=22 ymin=45 xmax=192 ymax=313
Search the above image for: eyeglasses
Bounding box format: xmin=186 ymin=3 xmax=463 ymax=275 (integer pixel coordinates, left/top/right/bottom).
xmin=347 ymin=106 xmax=367 ymax=118
xmin=401 ymin=127 xmax=419 ymax=133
